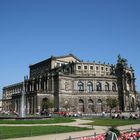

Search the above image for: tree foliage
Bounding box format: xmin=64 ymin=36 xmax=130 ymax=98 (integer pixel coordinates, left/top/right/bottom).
xmin=106 ymin=97 xmax=118 ymax=112
xmin=41 ymin=98 xmax=54 ymax=111
xmin=108 ymin=126 xmax=120 ymax=137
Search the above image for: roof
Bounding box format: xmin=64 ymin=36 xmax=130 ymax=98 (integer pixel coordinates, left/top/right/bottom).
xmin=29 ymin=57 xmax=52 ymax=68
xmin=29 ymin=53 xmax=81 ymax=68
xmin=3 ymin=82 xmax=23 ymax=90
xmin=52 ymin=53 xmax=81 ymax=62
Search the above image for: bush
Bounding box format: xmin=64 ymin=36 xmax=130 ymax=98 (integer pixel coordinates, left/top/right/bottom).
xmin=108 ymin=126 xmax=120 ymax=137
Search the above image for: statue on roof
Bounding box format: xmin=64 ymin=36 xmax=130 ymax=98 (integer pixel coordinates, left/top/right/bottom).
xmin=117 ymin=54 xmax=121 ymax=63
xmin=117 ymin=54 xmax=128 ymax=67
xmin=110 ymin=64 xmax=115 ymax=75
xmin=130 ymin=64 xmax=134 ymax=71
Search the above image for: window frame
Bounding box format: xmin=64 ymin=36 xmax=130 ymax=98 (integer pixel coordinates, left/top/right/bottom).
xmin=112 ymin=83 xmax=117 ymax=91
xmin=96 ymin=82 xmax=102 ymax=91
xmin=87 ymin=82 xmax=93 ymax=92
xmin=105 ymin=82 xmax=110 ymax=91
xmin=78 ymin=81 xmax=84 ymax=91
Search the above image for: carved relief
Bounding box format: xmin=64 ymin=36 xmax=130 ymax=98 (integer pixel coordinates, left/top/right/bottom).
xmin=65 ymin=80 xmax=72 ymax=91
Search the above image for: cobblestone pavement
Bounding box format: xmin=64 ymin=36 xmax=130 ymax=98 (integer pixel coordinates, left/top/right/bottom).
xmin=5 ymin=119 xmax=140 ymax=140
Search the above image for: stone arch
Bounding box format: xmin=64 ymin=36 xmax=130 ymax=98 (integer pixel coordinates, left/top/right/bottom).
xmin=126 ymin=72 xmax=132 ymax=90
xmin=41 ymin=98 xmax=49 ymax=111
xmin=96 ymin=99 xmax=103 ymax=113
xmin=78 ymin=99 xmax=84 ymax=113
xmin=88 ymin=99 xmax=94 ymax=113
xmin=78 ymin=81 xmax=84 ymax=91
xmin=96 ymin=82 xmax=102 ymax=91
xmin=87 ymin=82 xmax=93 ymax=92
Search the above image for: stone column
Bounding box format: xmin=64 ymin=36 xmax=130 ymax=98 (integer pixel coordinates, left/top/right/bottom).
xmin=29 ymin=97 xmax=31 ymax=114
xmin=102 ymin=81 xmax=105 ymax=91
xmin=47 ymin=76 xmax=49 ymax=92
xmin=14 ymin=100 xmax=17 ymax=112
xmin=84 ymin=99 xmax=87 ymax=114
xmin=18 ymin=98 xmax=21 ymax=114
xmin=26 ymin=97 xmax=28 ymax=114
xmin=32 ymin=80 xmax=34 ymax=91
xmin=94 ymin=63 xmax=96 ymax=75
xmin=25 ymin=81 xmax=27 ymax=92
xmin=94 ymin=80 xmax=97 ymax=91
xmin=36 ymin=79 xmax=39 ymax=90
xmin=94 ymin=99 xmax=97 ymax=113
xmin=51 ymin=74 xmax=54 ymax=93
xmin=99 ymin=64 xmax=101 ymax=75
xmin=45 ymin=76 xmax=47 ymax=91
xmin=29 ymin=81 xmax=32 ymax=92
xmin=30 ymin=97 xmax=32 ymax=114
xmin=31 ymin=96 xmax=34 ymax=114
xmin=33 ymin=96 xmax=36 ymax=114
xmin=34 ymin=95 xmax=37 ymax=113
xmin=37 ymin=96 xmax=41 ymax=113
xmin=39 ymin=78 xmax=42 ymax=90
xmin=44 ymin=80 xmax=46 ymax=91
xmin=26 ymin=97 xmax=30 ymax=114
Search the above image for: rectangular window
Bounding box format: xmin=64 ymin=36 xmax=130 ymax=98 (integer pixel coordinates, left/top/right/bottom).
xmin=101 ymin=67 xmax=104 ymax=71
xmin=56 ymin=63 xmax=60 ymax=67
xmin=84 ymin=66 xmax=88 ymax=69
xmin=106 ymin=68 xmax=108 ymax=71
xmin=90 ymin=66 xmax=93 ymax=70
xmin=78 ymin=66 xmax=81 ymax=69
xmin=96 ymin=66 xmax=99 ymax=70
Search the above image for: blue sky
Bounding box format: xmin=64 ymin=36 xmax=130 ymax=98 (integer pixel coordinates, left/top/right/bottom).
xmin=0 ymin=0 xmax=140 ymax=97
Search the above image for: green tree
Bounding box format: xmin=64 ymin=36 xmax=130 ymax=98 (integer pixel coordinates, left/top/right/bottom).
xmin=107 ymin=126 xmax=120 ymax=137
xmin=41 ymin=98 xmax=54 ymax=111
xmin=106 ymin=97 xmax=118 ymax=116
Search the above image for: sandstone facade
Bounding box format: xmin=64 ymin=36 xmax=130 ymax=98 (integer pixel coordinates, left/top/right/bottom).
xmin=2 ymin=54 xmax=137 ymax=114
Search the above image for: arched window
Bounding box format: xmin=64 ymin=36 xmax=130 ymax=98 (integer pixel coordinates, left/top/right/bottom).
xmin=126 ymin=72 xmax=131 ymax=85
xmin=41 ymin=79 xmax=44 ymax=90
xmin=88 ymin=99 xmax=93 ymax=104
xmin=97 ymin=99 xmax=102 ymax=104
xmin=79 ymin=99 xmax=84 ymax=103
xmin=34 ymin=79 xmax=37 ymax=91
xmin=96 ymin=82 xmax=102 ymax=91
xmin=105 ymin=82 xmax=109 ymax=91
xmin=78 ymin=99 xmax=84 ymax=112
xmin=97 ymin=99 xmax=103 ymax=113
xmin=42 ymin=98 xmax=48 ymax=111
xmin=78 ymin=81 xmax=84 ymax=91
xmin=88 ymin=99 xmax=94 ymax=112
xmin=112 ymin=83 xmax=116 ymax=91
xmin=87 ymin=82 xmax=93 ymax=92
xmin=126 ymin=72 xmax=132 ymax=90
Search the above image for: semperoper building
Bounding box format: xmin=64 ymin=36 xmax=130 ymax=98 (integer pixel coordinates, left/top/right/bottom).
xmin=2 ymin=54 xmax=137 ymax=114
